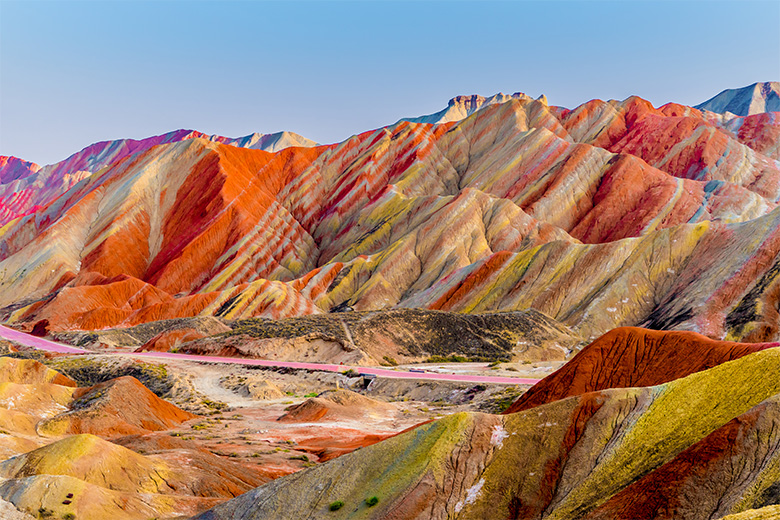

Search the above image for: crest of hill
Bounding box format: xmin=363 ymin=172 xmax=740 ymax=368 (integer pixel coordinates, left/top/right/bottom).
xmin=178 ymin=309 xmax=580 ymax=365
xmin=505 ymin=327 xmax=778 ymax=414
xmin=0 ymin=433 xmax=266 ymax=519
xmin=0 ymin=474 xmax=220 ymax=520
xmin=695 ymin=82 xmax=780 ymax=116
xmin=0 ymin=127 xmax=317 ymax=227
xmin=194 ymin=347 xmax=780 ymax=520
xmin=0 ymin=433 xmax=177 ymax=494
xmin=0 ymin=357 xmax=76 ymax=387
xmin=0 ymin=356 xmax=194 ymax=439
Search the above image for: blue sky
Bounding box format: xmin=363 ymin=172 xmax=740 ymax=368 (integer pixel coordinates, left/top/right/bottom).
xmin=1 ymin=0 xmax=778 ymax=165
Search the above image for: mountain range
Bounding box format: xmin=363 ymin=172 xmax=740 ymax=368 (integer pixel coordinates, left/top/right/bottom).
xmin=1 ymin=84 xmax=779 ymax=346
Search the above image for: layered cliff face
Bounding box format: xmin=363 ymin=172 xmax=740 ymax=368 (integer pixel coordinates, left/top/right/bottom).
xmin=1 ymin=90 xmax=779 ymax=344
xmin=194 ymin=336 xmax=780 ymax=520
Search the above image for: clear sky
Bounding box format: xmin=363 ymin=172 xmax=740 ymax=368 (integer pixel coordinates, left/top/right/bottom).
xmin=1 ymin=0 xmax=778 ymax=165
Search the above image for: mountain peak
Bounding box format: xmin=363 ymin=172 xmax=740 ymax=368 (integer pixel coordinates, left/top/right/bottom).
xmin=695 ymin=81 xmax=780 ymax=116
xmin=403 ymin=91 xmax=534 ymax=125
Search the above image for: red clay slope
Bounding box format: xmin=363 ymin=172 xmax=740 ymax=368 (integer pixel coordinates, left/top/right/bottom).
xmin=505 ymin=327 xmax=779 ymax=414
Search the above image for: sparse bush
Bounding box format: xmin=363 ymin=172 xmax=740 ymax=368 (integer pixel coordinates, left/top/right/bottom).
xmin=303 ymin=392 xmax=318 ymax=398
xmin=329 ymin=501 xmax=344 ymax=511
xmin=341 ymin=369 xmax=358 ymax=377
xmin=365 ymin=496 xmax=379 ymax=507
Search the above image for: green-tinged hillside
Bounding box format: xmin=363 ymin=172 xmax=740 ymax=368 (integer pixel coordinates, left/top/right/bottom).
xmin=194 ymin=348 xmax=780 ymax=520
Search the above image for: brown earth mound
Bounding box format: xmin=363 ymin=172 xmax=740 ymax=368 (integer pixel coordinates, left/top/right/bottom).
xmin=506 ymin=327 xmax=778 ymax=414
xmin=277 ymin=389 xmax=395 ymax=423
xmin=37 ymin=376 xmax=197 ymax=437
xmin=136 ymin=328 xmax=209 ymax=352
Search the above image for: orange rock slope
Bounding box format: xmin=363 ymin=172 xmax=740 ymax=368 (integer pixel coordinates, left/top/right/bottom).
xmin=505 ymin=326 xmax=778 ymax=414
xmin=1 ymin=92 xmax=779 ymax=343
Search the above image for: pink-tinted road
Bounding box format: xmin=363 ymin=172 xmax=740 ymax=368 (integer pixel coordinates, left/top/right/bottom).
xmin=0 ymin=324 xmax=541 ymax=386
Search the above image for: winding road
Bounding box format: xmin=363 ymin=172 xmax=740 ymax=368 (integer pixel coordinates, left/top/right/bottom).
xmin=0 ymin=325 xmax=541 ymax=386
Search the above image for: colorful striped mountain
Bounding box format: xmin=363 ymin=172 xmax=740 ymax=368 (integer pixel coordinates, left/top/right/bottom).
xmin=1 ymin=85 xmax=779 ymax=348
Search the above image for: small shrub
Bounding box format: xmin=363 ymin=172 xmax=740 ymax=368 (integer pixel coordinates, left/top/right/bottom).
xmin=289 ymin=454 xmax=309 ymax=462
xmin=303 ymin=392 xmax=318 ymax=398
xmin=425 ymin=354 xmax=469 ymax=363
xmin=365 ymin=496 xmax=379 ymax=507
xmin=329 ymin=500 xmax=344 ymax=511
xmin=62 ymin=514 xmax=76 ymax=520
xmin=341 ymin=369 xmax=358 ymax=377
xmin=381 ymin=356 xmax=398 ymax=366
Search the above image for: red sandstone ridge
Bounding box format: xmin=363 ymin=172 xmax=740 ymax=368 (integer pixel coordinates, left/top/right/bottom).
xmin=505 ymin=327 xmax=779 ymax=414
xmin=136 ymin=329 xmax=210 ymax=352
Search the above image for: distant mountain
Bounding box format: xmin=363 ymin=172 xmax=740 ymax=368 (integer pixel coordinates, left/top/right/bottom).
xmin=207 ymin=131 xmax=317 ymax=153
xmin=695 ymin=82 xmax=780 ymax=115
xmin=400 ymin=92 xmax=545 ymax=124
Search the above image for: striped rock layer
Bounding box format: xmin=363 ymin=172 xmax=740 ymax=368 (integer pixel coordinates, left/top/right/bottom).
xmin=1 ymin=94 xmax=779 ymax=342
xmin=0 ymin=129 xmax=316 ymax=226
